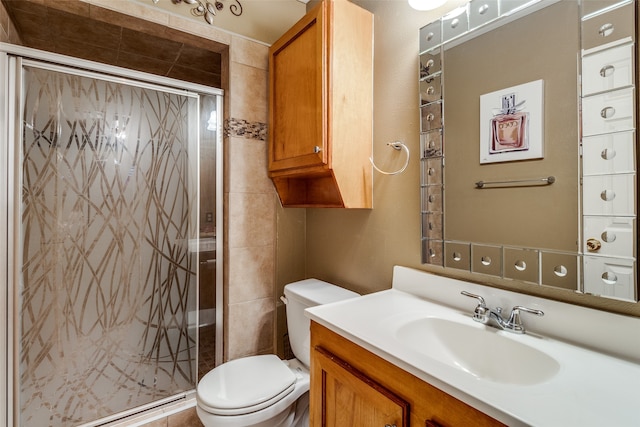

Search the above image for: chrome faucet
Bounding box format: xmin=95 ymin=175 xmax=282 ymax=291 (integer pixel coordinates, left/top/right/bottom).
xmin=461 ymin=291 xmax=544 ymax=334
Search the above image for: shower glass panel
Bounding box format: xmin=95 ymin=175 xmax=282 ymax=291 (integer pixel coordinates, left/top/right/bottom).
xmin=17 ymin=63 xmax=200 ymax=426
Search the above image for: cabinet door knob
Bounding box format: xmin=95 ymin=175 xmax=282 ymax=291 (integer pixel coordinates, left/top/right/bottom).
xmin=600 ymin=106 xmax=615 ymax=119
xmin=425 ymin=420 xmax=444 ymax=427
xmin=601 ymin=271 xmax=618 ymax=285
xmin=600 ymin=148 xmax=616 ymax=160
xmin=598 ymin=23 xmax=614 ymax=38
xmin=586 ymin=238 xmax=602 ymax=252
xmin=600 ymin=64 xmax=615 ymax=77
xmin=600 ymin=189 xmax=616 ymax=201
xmin=313 ymin=146 xmax=322 ymax=153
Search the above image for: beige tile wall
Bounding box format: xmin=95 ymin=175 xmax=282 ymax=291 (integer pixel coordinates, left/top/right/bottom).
xmin=225 ymin=34 xmax=277 ymax=360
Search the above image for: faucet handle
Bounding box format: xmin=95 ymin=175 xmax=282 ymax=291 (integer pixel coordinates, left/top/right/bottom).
xmin=505 ymin=306 xmax=544 ymax=334
xmin=461 ymin=290 xmax=486 ymax=306
xmin=461 ymin=291 xmax=489 ymax=322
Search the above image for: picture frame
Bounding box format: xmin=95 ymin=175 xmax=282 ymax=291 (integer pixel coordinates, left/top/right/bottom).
xmin=479 ymin=79 xmax=544 ymax=164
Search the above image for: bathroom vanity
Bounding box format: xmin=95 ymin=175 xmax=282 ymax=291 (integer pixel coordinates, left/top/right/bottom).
xmin=306 ymin=266 xmax=640 ymax=426
xmin=310 ymin=322 xmax=502 ymax=426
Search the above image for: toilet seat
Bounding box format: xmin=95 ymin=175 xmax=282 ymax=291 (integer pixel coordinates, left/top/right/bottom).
xmin=197 ymin=354 xmax=297 ymax=416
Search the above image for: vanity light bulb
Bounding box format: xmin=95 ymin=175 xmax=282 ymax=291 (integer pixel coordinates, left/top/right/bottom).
xmin=408 ymin=0 xmax=448 ymax=11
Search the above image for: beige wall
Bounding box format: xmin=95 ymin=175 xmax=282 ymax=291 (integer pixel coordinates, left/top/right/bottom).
xmin=224 ymin=36 xmax=279 ymax=360
xmin=276 ymin=0 xmax=640 ymax=318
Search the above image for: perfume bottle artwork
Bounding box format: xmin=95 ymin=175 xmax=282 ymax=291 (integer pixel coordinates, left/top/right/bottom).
xmin=490 ymin=93 xmax=529 ymax=153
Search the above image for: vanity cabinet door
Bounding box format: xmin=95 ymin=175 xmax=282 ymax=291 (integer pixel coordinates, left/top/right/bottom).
xmin=310 ymin=321 xmax=505 ymax=427
xmin=311 ymin=346 xmax=409 ymax=427
xmin=269 ymin=4 xmax=326 ymax=173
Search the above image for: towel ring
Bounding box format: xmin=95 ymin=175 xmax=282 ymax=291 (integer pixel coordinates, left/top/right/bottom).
xmin=370 ymin=141 xmax=410 ymax=175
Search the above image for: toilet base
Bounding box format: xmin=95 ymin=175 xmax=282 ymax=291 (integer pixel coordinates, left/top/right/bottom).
xmin=196 ymin=392 xmax=308 ymax=427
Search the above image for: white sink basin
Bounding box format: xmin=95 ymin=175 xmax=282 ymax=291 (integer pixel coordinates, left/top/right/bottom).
xmin=396 ymin=317 xmax=560 ymax=385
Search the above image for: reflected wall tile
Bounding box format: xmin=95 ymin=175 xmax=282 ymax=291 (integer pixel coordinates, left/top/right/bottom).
xmin=228 ymin=245 xmax=275 ymax=304
xmin=228 ymin=192 xmax=276 ymax=249
xmin=227 ymin=298 xmax=274 ymax=359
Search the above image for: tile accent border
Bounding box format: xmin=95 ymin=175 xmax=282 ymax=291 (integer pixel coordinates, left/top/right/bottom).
xmin=224 ymin=118 xmax=267 ymax=141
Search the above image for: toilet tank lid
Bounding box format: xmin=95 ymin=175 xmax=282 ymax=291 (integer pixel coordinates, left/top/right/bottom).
xmin=284 ymin=279 xmax=360 ymax=307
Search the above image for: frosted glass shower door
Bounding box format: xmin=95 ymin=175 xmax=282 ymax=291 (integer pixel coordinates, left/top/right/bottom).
xmin=17 ymin=63 xmax=200 ymax=426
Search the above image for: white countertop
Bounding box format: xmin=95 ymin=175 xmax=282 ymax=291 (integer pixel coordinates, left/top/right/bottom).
xmin=305 ymin=267 xmax=640 ymax=427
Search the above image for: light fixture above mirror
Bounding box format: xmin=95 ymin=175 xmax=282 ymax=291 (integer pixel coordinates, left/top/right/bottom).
xmin=409 ymin=0 xmax=449 ymax=11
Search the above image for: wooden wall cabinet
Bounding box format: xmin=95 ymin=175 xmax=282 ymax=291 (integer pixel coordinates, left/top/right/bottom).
xmin=268 ymin=0 xmax=373 ymax=208
xmin=310 ymin=322 xmax=505 ymax=427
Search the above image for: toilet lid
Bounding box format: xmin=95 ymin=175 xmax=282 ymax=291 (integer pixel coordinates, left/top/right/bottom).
xmin=198 ymin=354 xmax=296 ymax=416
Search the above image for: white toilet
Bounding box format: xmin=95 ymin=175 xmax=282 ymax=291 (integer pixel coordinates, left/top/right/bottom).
xmin=196 ymin=279 xmax=359 ymax=427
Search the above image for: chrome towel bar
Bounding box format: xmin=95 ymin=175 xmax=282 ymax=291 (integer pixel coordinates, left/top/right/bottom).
xmin=475 ymin=176 xmax=556 ymax=188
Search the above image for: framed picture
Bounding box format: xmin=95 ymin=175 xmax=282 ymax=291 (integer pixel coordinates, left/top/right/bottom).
xmin=479 ymin=79 xmax=544 ymax=164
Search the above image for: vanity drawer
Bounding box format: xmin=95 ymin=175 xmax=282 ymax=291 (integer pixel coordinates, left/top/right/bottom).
xmin=421 ymin=157 xmax=443 ymax=185
xmin=420 ymin=20 xmax=442 ymax=53
xmin=442 ymin=5 xmax=469 ymax=42
xmin=420 ymin=101 xmax=443 ymax=132
xmin=582 ymin=173 xmax=636 ymax=216
xmin=420 ymin=51 xmax=442 ymax=78
xmin=581 ymin=87 xmax=635 ymax=136
xmin=581 ymin=2 xmax=635 ymax=50
xmin=420 ymin=73 xmax=442 ymax=105
xmin=421 ymin=129 xmax=443 ymax=158
xmin=469 ymin=0 xmax=498 ymax=30
xmin=582 ymin=42 xmax=634 ymax=96
xmin=422 ymin=184 xmax=443 ymax=213
xmin=583 ymin=216 xmax=636 ymax=258
xmin=583 ymin=256 xmax=636 ymax=301
xmin=582 ymin=131 xmax=636 ymax=175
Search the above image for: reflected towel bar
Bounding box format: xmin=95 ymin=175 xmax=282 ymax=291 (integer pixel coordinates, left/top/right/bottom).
xmin=475 ymin=176 xmax=556 ymax=188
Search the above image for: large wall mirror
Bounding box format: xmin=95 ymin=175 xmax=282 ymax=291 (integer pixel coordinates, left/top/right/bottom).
xmin=419 ymin=0 xmax=638 ymax=302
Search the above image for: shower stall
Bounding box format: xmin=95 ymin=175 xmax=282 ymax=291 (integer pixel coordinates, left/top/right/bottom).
xmin=0 ymin=45 xmax=223 ymax=426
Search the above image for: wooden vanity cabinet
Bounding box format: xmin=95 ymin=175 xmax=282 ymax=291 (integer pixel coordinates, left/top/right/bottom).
xmin=310 ymin=322 xmax=505 ymax=427
xmin=267 ymin=0 xmax=373 ymax=208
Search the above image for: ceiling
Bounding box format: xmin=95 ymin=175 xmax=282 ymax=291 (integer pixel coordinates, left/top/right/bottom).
xmin=3 ymin=0 xmax=225 ymax=88
xmin=137 ymin=0 xmax=306 ymax=45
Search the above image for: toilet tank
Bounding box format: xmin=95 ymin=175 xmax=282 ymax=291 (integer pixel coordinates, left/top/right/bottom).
xmin=283 ymin=279 xmax=359 ymax=368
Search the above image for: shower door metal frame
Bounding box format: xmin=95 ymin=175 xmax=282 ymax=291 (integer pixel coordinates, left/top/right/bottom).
xmin=0 ymin=43 xmax=224 ymax=427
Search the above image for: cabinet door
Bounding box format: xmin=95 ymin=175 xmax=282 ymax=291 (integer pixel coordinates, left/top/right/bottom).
xmin=312 ymin=346 xmax=409 ymax=427
xmin=269 ymin=3 xmax=327 ymax=173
